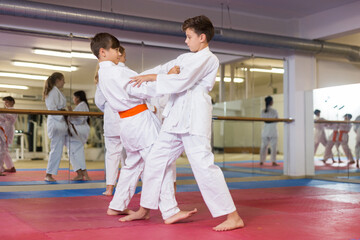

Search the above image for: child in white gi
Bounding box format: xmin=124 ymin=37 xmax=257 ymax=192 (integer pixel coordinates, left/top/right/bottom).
xmin=354 ymin=115 xmax=360 ymax=168
xmin=95 ymin=47 xmax=126 ymax=196
xmin=321 ymin=123 xmax=338 ymax=164
xmin=66 ymin=90 xmax=91 ymax=181
xmin=338 ymin=114 xmax=354 ymax=163
xmin=0 ymin=96 xmax=17 ymax=175
xmin=259 ymin=96 xmax=279 ymax=166
xmin=121 ymin=15 xmax=244 ymax=231
xmin=43 ymin=72 xmax=68 ymax=182
xmin=314 ymin=109 xmax=328 ymax=155
xmin=90 ymin=33 xmax=192 ymax=220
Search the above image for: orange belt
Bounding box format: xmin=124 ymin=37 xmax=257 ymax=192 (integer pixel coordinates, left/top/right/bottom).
xmin=0 ymin=126 xmax=7 ymax=144
xmin=119 ymin=104 xmax=148 ymax=118
xmin=332 ymin=130 xmax=338 ymax=142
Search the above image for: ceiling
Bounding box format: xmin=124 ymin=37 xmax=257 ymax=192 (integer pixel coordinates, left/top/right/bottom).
xmin=154 ymin=0 xmax=360 ymax=19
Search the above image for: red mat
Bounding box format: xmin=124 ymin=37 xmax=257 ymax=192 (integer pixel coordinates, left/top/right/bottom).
xmin=1 ymin=186 xmax=360 ymax=240
xmin=0 ymin=170 xmax=105 ymax=182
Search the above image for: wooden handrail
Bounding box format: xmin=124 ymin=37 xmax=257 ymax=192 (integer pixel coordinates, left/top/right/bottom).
xmin=213 ymin=116 xmax=294 ymax=122
xmin=315 ymin=120 xmax=360 ymax=124
xmin=0 ymin=108 xmax=103 ymax=116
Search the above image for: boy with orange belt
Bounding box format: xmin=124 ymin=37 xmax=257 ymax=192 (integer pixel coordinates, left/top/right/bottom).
xmin=91 ymin=33 xmax=194 ymax=221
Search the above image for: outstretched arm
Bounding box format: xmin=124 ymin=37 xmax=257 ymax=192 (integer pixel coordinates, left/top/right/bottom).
xmin=130 ymin=66 xmax=180 ymax=87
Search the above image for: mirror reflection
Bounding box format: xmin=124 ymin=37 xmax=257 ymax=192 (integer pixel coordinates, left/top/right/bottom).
xmin=0 ymin=29 xmax=289 ymax=186
xmin=313 ymin=83 xmax=360 ymax=180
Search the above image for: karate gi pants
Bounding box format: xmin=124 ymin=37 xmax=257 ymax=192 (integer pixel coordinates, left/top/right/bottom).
xmin=109 ymin=144 xmax=180 ymax=220
xmin=66 ymin=138 xmax=86 ymax=172
xmin=314 ymin=131 xmax=327 ymax=154
xmin=355 ymin=128 xmax=360 ymax=160
xmin=46 ymin=133 xmax=66 ymax=175
xmin=260 ymin=136 xmax=277 ymax=163
xmin=0 ymin=141 xmax=14 ymax=170
xmin=104 ymin=136 xmax=126 ymax=185
xmin=140 ymin=131 xmax=236 ymax=218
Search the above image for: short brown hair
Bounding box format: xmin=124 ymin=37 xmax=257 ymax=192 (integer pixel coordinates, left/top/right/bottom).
xmin=90 ymin=33 xmax=120 ymax=58
xmin=182 ymin=15 xmax=214 ymax=42
xmin=2 ymin=96 xmax=15 ymax=104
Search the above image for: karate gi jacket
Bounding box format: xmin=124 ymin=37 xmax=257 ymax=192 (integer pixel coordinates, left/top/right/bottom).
xmin=97 ymin=61 xmax=160 ymax=152
xmin=146 ymin=47 xmax=219 ymax=139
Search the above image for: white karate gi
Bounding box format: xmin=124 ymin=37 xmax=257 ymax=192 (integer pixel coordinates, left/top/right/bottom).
xmin=260 ymin=107 xmax=278 ymax=163
xmin=66 ymin=101 xmax=90 ymax=172
xmin=45 ymin=86 xmax=68 ymax=175
xmin=95 ymin=84 xmax=126 ymax=185
xmin=354 ymin=115 xmax=360 ymax=160
xmin=140 ymin=47 xmax=236 ymax=218
xmin=314 ymin=116 xmax=328 ymax=154
xmin=323 ymin=123 xmax=339 ymax=160
xmin=97 ymin=61 xmax=178 ymax=218
xmin=337 ymin=122 xmax=354 ymax=161
xmin=0 ymin=107 xmax=17 ymax=170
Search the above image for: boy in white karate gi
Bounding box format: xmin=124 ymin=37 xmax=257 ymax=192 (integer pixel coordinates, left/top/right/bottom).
xmin=314 ymin=109 xmax=328 ymax=155
xmin=0 ymin=96 xmax=17 ymax=174
xmin=91 ymin=33 xmax=194 ymax=220
xmin=95 ymin=46 xmax=127 ymax=196
xmin=121 ymin=15 xmax=244 ymax=231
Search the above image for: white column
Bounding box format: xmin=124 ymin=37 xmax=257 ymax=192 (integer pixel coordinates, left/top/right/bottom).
xmin=283 ymin=54 xmax=316 ymax=176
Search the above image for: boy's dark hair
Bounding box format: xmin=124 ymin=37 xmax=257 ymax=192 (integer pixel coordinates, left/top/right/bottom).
xmin=314 ymin=109 xmax=320 ymax=115
xmin=2 ymin=96 xmax=15 ymax=104
xmin=90 ymin=33 xmax=120 ymax=58
xmin=182 ymin=15 xmax=215 ymax=42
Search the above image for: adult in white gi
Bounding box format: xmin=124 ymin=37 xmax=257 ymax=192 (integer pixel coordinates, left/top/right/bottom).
xmin=259 ymin=96 xmax=279 ymax=166
xmin=354 ymin=115 xmax=360 ymax=168
xmin=43 ymin=72 xmax=68 ymax=182
xmin=314 ymin=109 xmax=328 ymax=155
xmin=123 ymin=16 xmax=243 ymax=231
xmin=0 ymin=96 xmax=17 ymax=174
xmin=66 ymin=90 xmax=91 ymax=181
xmin=95 ymin=78 xmax=126 ymax=195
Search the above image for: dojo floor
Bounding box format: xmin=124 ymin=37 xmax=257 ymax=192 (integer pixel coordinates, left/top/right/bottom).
xmin=1 ymin=178 xmax=360 ymax=240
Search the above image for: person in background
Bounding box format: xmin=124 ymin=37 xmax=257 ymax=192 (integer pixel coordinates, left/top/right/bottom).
xmin=43 ymin=72 xmax=68 ymax=182
xmin=67 ymin=90 xmax=91 ymax=181
xmin=354 ymin=114 xmax=360 ymax=168
xmin=314 ymin=109 xmax=328 ymax=155
xmin=259 ymin=96 xmax=279 ymax=166
xmin=0 ymin=96 xmax=17 ymax=175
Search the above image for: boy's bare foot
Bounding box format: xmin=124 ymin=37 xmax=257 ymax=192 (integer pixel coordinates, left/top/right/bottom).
xmin=164 ymin=208 xmax=197 ymax=224
xmin=272 ymin=162 xmax=279 ymax=166
xmin=4 ymin=167 xmax=16 ymax=173
xmin=213 ymin=211 xmax=244 ymax=232
xmin=44 ymin=174 xmax=56 ymax=182
xmin=119 ymin=207 xmax=150 ymax=222
xmin=107 ymin=208 xmax=135 ymax=216
xmin=320 ymin=159 xmax=327 ymax=164
xmin=103 ymin=185 xmax=114 ymax=196
xmin=82 ymin=170 xmax=91 ymax=181
xmin=348 ymin=160 xmax=355 ymax=164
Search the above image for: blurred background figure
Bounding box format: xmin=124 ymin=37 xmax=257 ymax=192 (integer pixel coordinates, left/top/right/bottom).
xmin=314 ymin=109 xmax=328 ymax=155
xmin=354 ymin=114 xmax=360 ymax=168
xmin=66 ymin=90 xmax=91 ymax=181
xmin=260 ymin=96 xmax=279 ymax=166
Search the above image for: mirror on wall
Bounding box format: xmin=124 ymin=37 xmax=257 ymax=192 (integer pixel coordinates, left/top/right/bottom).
xmin=313 ymin=83 xmax=360 ymax=181
xmin=211 ymin=56 xmax=285 ymax=177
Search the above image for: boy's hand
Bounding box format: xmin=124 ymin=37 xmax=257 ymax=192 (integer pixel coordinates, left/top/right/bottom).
xmin=168 ymin=66 xmax=180 ymax=74
xmin=130 ymin=74 xmax=157 ymax=87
